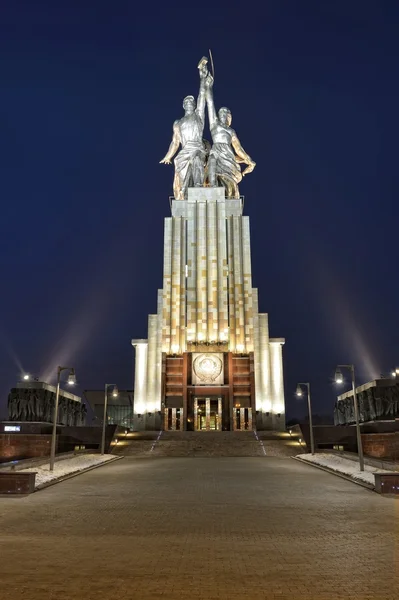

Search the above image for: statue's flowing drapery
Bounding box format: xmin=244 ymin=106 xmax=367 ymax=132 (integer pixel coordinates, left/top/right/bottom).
xmin=208 ymin=142 xmax=242 ymax=187
xmin=173 ymin=140 xmax=206 ymax=200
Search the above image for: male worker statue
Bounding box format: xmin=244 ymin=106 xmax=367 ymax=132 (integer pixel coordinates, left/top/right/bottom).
xmin=160 ymin=58 xmax=209 ymax=200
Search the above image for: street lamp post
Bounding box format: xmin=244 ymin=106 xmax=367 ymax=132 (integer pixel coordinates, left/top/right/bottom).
xmin=295 ymin=382 xmax=315 ymax=455
xmin=101 ymin=384 xmax=118 ymax=455
xmin=50 ymin=366 xmax=76 ymax=471
xmin=335 ymin=364 xmax=364 ymax=472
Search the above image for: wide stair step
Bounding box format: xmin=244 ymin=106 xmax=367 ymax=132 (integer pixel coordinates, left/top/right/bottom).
xmin=111 ymin=431 xmax=160 ymax=457
xmin=112 ymin=431 xmax=299 ymax=458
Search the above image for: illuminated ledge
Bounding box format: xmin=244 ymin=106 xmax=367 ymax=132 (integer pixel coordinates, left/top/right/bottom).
xmin=269 ymin=337 xmax=285 ymax=345
xmin=15 ymin=381 xmax=81 ymax=402
xmin=186 ymin=342 xmax=229 ymax=353
xmin=131 ymin=338 xmax=148 ymax=346
xmin=337 ymin=377 xmax=397 ymax=401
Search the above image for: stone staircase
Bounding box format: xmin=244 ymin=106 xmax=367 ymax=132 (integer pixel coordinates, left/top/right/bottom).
xmin=150 ymin=431 xmax=265 ymax=457
xmin=256 ymin=431 xmax=304 ymax=457
xmin=112 ymin=430 xmax=301 ymax=458
xmin=111 ymin=431 xmax=159 ymax=457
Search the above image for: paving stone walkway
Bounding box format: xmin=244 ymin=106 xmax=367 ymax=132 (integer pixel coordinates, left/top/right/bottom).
xmin=0 ymin=456 xmax=397 ymax=599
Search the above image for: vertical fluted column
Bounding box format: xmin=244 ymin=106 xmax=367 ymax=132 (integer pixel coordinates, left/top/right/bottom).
xmin=233 ymin=216 xmax=245 ymax=351
xmin=227 ymin=216 xmax=236 ymax=351
xmin=259 ymin=313 xmax=271 ymax=416
xmin=162 ymin=219 xmax=172 ymax=352
xmin=252 ymin=289 xmax=262 ymax=411
xmin=233 ymin=407 xmax=237 ymax=431
xmin=270 ymin=339 xmax=285 ymax=429
xmin=186 ymin=200 xmax=196 ymax=342
xmin=179 ymin=217 xmax=186 ymax=351
xmin=146 ymin=314 xmax=158 ymax=420
xmin=242 ymin=216 xmax=254 ymax=352
xmin=132 ymin=340 xmax=148 ymax=431
xmin=172 ymin=408 xmax=176 ymax=430
xmin=154 ymin=290 xmax=163 ymax=415
xmin=170 ymin=217 xmax=182 ymax=353
xmin=197 ymin=201 xmax=207 ymax=341
xmin=217 ymin=201 xmax=228 ymax=342
xmin=164 ymin=408 xmax=168 ymax=431
xmin=206 ymin=398 xmax=210 ymax=430
xmin=207 ymin=199 xmax=218 ymax=341
xmin=240 ymin=408 xmax=245 ymax=430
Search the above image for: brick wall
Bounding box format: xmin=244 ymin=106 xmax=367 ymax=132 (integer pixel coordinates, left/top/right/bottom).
xmin=0 ymin=434 xmax=52 ymax=461
xmin=361 ymin=433 xmax=399 ymax=460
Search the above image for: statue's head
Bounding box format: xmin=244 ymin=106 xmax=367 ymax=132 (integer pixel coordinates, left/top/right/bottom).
xmin=183 ymin=95 xmax=196 ymax=114
xmin=218 ymin=107 xmax=232 ymax=127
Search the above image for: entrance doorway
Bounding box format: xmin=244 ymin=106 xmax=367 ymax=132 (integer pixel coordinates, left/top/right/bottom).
xmin=194 ymin=397 xmax=222 ymax=431
xmin=233 ymin=407 xmax=253 ymax=431
xmin=164 ymin=408 xmax=183 ymax=431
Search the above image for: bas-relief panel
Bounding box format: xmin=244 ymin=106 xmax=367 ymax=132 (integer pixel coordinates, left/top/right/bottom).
xmin=192 ymin=353 xmax=224 ymax=385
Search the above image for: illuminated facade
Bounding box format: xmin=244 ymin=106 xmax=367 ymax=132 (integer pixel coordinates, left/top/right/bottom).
xmin=131 ymin=187 xmax=285 ymax=431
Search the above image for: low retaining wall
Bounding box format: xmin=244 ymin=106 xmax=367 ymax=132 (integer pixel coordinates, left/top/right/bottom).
xmin=0 ymin=426 xmax=120 ymax=463
xmin=362 ymin=433 xmax=399 ymax=460
xmin=0 ymin=471 xmax=36 ymax=494
xmin=374 ymin=472 xmax=399 ymax=495
xmin=0 ymin=434 xmax=52 ymax=462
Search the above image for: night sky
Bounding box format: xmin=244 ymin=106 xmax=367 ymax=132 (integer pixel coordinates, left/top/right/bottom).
xmin=1 ymin=1 xmax=398 ymax=421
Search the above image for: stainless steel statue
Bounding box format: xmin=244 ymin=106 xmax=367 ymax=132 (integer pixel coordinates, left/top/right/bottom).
xmin=205 ymin=74 xmax=256 ymax=199
xmin=160 ymin=59 xmax=209 ymax=200
xmin=160 ymin=55 xmax=256 ymax=199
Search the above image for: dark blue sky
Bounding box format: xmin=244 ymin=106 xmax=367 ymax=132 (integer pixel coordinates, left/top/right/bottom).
xmin=1 ymin=1 xmax=398 ymax=420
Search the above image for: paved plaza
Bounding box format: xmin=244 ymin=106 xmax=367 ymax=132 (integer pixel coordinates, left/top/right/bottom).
xmin=0 ymin=456 xmax=398 ymax=599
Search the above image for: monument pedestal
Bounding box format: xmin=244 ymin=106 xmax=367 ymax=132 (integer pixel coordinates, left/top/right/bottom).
xmin=132 ymin=187 xmax=285 ymax=432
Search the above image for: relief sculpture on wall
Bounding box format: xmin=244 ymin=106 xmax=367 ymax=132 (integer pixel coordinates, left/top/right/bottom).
xmin=192 ymin=353 xmax=224 ymax=385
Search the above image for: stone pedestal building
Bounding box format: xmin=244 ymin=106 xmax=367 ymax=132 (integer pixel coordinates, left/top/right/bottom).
xmin=132 ymin=187 xmax=285 ymax=432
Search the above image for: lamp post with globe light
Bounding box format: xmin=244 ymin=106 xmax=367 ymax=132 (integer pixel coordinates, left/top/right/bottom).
xmin=335 ymin=365 xmax=364 ymax=472
xmin=50 ymin=366 xmax=76 ymax=471
xmin=101 ymin=384 xmax=118 ymax=455
xmin=295 ymin=382 xmax=315 ymax=455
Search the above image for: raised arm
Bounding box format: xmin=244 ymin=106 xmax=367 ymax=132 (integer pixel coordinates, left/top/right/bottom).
xmin=231 ymin=132 xmax=256 ymax=176
xmin=196 ymin=66 xmax=208 ymax=123
xmin=160 ymin=121 xmax=180 ymax=164
xmin=205 ymin=75 xmax=217 ymax=129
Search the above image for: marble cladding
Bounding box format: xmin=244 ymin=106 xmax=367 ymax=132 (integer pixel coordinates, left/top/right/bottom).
xmin=132 ymin=187 xmax=286 ymax=431
xmin=217 ymin=398 xmax=222 ymax=431
xmin=131 ymin=340 xmax=148 ymax=417
xmin=269 ymin=338 xmax=286 ymax=419
xmin=252 ymin=289 xmax=261 ymax=410
xmin=162 ymin=188 xmax=252 ymax=353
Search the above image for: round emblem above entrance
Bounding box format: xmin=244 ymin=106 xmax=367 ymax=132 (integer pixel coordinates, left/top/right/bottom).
xmin=193 ymin=353 xmax=223 ymax=384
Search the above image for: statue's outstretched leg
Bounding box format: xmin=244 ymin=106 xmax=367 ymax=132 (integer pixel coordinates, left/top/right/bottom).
xmin=173 ymin=172 xmax=184 ymax=200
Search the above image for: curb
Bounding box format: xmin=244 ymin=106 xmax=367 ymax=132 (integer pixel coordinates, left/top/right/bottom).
xmin=35 ymin=455 xmax=124 ymax=491
xmin=292 ymin=456 xmax=375 ymax=491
